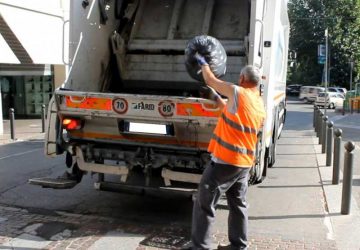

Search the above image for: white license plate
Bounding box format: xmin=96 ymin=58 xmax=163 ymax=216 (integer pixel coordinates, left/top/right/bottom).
xmin=129 ymin=122 xmax=167 ymax=135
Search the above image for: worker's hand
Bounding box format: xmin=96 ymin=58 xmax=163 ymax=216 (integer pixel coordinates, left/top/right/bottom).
xmin=194 ymin=52 xmax=209 ymax=66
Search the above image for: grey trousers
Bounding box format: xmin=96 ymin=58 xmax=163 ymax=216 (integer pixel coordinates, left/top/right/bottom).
xmin=191 ymin=162 xmax=250 ymax=250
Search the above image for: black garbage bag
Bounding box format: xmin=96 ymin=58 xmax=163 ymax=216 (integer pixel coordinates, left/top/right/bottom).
xmin=185 ymin=35 xmax=227 ymax=82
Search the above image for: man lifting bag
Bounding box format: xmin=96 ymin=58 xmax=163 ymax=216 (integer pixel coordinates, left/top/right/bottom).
xmin=185 ymin=35 xmax=227 ymax=82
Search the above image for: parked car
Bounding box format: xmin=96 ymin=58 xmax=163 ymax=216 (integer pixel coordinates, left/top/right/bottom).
xmin=299 ymin=86 xmax=325 ymax=103
xmin=286 ymin=84 xmax=302 ymax=96
xmin=328 ymin=87 xmax=347 ymax=96
xmin=315 ymin=92 xmax=344 ymax=109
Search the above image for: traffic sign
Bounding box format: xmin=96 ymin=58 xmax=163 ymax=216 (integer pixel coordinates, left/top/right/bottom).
xmin=318 ymin=44 xmax=326 ymax=64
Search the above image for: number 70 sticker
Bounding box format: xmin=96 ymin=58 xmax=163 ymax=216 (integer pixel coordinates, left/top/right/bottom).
xmin=112 ymin=98 xmax=128 ymax=114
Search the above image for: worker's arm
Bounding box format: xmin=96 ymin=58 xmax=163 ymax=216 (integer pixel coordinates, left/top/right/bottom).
xmin=195 ymin=54 xmax=235 ymax=107
xmin=208 ymin=86 xmax=226 ymax=109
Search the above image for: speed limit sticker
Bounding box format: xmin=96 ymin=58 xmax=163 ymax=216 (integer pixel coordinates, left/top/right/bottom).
xmin=158 ymin=100 xmax=175 ymax=117
xmin=112 ymin=98 xmax=128 ymax=114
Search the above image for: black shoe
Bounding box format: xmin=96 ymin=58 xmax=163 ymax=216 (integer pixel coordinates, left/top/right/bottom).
xmin=217 ymin=243 xmax=246 ymax=250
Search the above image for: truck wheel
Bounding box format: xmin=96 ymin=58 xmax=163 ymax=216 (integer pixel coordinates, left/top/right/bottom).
xmin=249 ymin=136 xmax=264 ymax=185
xmin=269 ymin=137 xmax=277 ymax=167
xmin=329 ymin=103 xmax=335 ymax=109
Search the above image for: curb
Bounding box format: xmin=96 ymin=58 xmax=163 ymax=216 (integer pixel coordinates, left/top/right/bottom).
xmin=313 ymin=137 xmax=360 ymax=250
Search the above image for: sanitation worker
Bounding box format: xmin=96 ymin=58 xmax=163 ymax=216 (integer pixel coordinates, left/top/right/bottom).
xmin=189 ymin=55 xmax=266 ymax=250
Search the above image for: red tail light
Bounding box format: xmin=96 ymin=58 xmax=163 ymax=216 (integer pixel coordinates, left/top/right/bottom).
xmin=62 ymin=118 xmax=83 ymax=130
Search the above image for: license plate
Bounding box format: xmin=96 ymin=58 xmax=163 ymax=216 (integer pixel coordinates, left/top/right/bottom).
xmin=129 ymin=122 xmax=167 ymax=135
xmin=120 ymin=121 xmax=174 ymax=136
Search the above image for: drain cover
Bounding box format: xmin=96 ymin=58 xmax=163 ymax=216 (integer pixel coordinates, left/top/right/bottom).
xmin=140 ymin=228 xmax=190 ymax=249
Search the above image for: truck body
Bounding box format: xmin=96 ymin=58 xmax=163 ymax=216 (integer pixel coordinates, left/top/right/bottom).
xmin=32 ymin=0 xmax=289 ymax=192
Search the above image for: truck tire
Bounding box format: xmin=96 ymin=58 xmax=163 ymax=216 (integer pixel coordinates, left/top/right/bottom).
xmin=185 ymin=35 xmax=227 ymax=82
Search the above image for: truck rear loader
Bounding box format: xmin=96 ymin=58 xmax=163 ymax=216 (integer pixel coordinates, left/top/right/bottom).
xmin=29 ymin=0 xmax=289 ymax=194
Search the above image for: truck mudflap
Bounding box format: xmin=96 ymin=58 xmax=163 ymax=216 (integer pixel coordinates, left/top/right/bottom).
xmin=44 ymin=96 xmax=59 ymax=157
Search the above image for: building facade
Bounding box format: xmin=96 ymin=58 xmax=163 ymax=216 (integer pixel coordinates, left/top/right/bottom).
xmin=0 ymin=0 xmax=68 ymax=119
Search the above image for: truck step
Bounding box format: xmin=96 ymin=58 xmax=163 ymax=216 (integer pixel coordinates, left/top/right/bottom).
xmin=28 ymin=177 xmax=78 ymax=189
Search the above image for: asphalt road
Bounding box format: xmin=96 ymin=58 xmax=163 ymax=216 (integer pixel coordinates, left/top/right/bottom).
xmin=0 ymin=98 xmax=359 ymax=249
xmin=1 ymin=99 xmax=359 ymax=216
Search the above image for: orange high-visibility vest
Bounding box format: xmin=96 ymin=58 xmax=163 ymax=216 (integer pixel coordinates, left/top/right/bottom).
xmin=208 ymin=87 xmax=265 ymax=167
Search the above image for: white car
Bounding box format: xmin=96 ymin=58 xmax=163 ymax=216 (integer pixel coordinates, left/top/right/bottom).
xmin=299 ymin=86 xmax=325 ymax=103
xmin=328 ymin=87 xmax=347 ymax=96
xmin=315 ymin=92 xmax=344 ymax=109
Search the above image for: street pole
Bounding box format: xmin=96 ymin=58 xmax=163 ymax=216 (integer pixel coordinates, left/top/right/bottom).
xmin=324 ymin=28 xmax=328 ymax=117
xmin=350 ymin=61 xmax=354 ymax=92
xmin=0 ymin=84 xmax=3 ymax=135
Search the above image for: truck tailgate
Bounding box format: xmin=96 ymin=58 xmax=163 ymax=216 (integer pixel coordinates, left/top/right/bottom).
xmin=55 ymin=90 xmax=221 ymax=150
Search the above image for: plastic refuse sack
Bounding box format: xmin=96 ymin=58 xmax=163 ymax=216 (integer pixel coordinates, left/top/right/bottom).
xmin=185 ymin=35 xmax=227 ymax=82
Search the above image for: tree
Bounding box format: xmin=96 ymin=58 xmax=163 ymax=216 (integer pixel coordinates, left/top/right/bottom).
xmin=324 ymin=0 xmax=360 ymax=88
xmin=287 ymin=0 xmax=360 ymax=89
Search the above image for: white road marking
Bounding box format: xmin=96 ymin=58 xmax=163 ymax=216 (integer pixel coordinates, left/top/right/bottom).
xmin=0 ymin=148 xmax=42 ymax=160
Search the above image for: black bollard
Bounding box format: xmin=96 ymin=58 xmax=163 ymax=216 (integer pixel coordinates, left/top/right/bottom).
xmin=341 ymin=141 xmax=356 ymax=215
xmin=9 ymin=108 xmax=15 ymax=140
xmin=318 ymin=112 xmax=324 ymax=143
xmin=315 ymin=107 xmax=320 ymax=134
xmin=41 ymin=104 xmax=46 ymax=133
xmin=326 ymin=121 xmax=334 ymax=166
xmin=332 ymin=129 xmax=342 ymax=185
xmin=321 ymin=116 xmax=328 ymax=153
xmin=313 ymin=105 xmax=317 ymax=128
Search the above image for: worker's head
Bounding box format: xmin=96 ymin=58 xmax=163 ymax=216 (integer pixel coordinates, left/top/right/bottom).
xmin=238 ymin=65 xmax=260 ymax=87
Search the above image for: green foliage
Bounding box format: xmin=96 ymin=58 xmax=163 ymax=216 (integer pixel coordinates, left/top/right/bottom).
xmin=288 ymin=0 xmax=360 ymax=89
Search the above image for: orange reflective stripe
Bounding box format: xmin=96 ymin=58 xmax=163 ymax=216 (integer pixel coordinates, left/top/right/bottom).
xmin=66 ymin=96 xmax=112 ymax=110
xmin=274 ymin=92 xmax=285 ymax=102
xmin=176 ymin=103 xmax=221 ymax=117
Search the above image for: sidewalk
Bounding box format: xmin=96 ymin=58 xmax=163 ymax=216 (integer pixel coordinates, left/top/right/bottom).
xmin=0 ymin=119 xmax=45 ymax=145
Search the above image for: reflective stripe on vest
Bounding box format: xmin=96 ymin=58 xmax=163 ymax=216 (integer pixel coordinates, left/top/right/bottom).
xmin=220 ymin=113 xmax=258 ymax=135
xmin=211 ymin=134 xmax=255 ymax=156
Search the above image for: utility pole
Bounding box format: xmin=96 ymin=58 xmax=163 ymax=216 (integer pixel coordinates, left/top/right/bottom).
xmin=0 ymin=82 xmax=3 ymax=135
xmin=350 ymin=61 xmax=354 ymax=91
xmin=324 ymin=28 xmax=328 ymax=117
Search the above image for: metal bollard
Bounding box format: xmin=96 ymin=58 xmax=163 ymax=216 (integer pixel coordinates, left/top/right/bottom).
xmin=41 ymin=104 xmax=46 ymax=133
xmin=341 ymin=141 xmax=356 ymax=215
xmin=326 ymin=121 xmax=334 ymax=166
xmin=332 ymin=128 xmax=342 ymax=185
xmin=318 ymin=112 xmax=324 ymax=143
xmin=9 ymin=108 xmax=15 ymax=140
xmin=313 ymin=105 xmax=317 ymax=128
xmin=321 ymin=116 xmax=328 ymax=153
xmin=315 ymin=108 xmax=319 ymax=134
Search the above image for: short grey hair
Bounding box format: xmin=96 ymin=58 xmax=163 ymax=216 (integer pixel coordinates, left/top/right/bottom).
xmin=240 ymin=65 xmax=261 ymax=86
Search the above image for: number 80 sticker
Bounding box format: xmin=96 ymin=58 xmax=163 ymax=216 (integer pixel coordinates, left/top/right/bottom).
xmin=112 ymin=98 xmax=128 ymax=114
xmin=158 ymin=100 xmax=175 ymax=117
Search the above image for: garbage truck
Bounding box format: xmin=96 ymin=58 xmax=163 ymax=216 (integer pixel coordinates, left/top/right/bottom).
xmin=30 ymin=0 xmax=289 ymax=192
